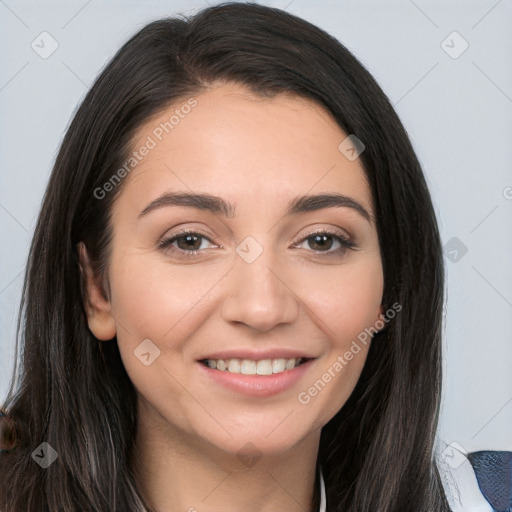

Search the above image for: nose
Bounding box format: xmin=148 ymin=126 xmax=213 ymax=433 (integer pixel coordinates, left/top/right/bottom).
xmin=221 ymin=248 xmax=299 ymax=333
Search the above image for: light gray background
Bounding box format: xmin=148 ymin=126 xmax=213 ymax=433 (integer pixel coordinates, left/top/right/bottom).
xmin=1 ymin=0 xmax=511 ymax=452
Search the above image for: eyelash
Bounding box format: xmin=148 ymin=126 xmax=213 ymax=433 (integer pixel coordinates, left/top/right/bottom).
xmin=157 ymin=228 xmax=357 ymax=258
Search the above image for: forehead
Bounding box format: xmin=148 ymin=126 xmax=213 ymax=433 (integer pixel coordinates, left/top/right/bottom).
xmin=118 ymin=82 xmax=372 ymax=215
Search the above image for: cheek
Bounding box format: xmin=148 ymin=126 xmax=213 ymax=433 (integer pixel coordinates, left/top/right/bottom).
xmin=303 ymin=257 xmax=384 ymax=346
xmin=293 ymin=258 xmax=383 ymax=421
xmin=106 ymin=253 xmax=212 ymax=411
xmin=106 ymin=252 xmax=231 ymax=392
xmin=109 ymin=252 xmax=222 ymax=339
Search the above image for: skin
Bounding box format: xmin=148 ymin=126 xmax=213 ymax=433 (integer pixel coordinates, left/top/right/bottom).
xmin=80 ymin=81 xmax=384 ymax=512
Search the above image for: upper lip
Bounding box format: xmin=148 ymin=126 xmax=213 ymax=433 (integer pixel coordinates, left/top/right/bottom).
xmin=198 ymin=349 xmax=317 ymax=361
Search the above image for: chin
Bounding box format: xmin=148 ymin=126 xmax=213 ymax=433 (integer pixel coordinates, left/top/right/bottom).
xmin=191 ymin=420 xmax=316 ymax=460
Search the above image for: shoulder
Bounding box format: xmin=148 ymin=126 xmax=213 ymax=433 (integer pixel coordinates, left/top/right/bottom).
xmin=435 ymin=438 xmax=512 ymax=512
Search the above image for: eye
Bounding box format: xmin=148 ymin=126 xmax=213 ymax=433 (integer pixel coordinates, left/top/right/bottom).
xmin=158 ymin=230 xmax=216 ymax=256
xmin=293 ymin=229 xmax=357 ymax=257
xmin=158 ymin=228 xmax=357 ymax=258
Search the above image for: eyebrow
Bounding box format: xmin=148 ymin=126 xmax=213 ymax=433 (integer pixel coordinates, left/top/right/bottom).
xmin=138 ymin=191 xmax=373 ymax=223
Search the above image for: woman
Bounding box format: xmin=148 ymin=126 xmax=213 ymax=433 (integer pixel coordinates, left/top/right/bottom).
xmin=0 ymin=2 xmax=458 ymax=511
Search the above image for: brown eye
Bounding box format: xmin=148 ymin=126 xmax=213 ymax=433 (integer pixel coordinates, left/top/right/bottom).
xmin=307 ymin=233 xmax=335 ymax=251
xmin=174 ymin=233 xmax=204 ymax=251
xmin=294 ymin=230 xmax=357 ymax=257
xmin=158 ymin=231 xmax=215 ymax=255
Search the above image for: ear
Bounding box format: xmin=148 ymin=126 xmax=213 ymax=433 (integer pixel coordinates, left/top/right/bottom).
xmin=374 ymin=304 xmax=384 ymax=331
xmin=375 ymin=303 xmax=388 ymax=332
xmin=78 ymin=242 xmax=117 ymax=341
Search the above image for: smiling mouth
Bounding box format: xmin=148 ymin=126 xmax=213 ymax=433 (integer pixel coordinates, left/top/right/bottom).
xmin=199 ymin=357 xmax=312 ymax=375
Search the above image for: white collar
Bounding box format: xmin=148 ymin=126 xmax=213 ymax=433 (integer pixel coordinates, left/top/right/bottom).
xmin=318 ymin=466 xmax=326 ymax=512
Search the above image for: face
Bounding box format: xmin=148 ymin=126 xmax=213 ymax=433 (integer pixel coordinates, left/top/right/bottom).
xmin=82 ymin=81 xmax=384 ymax=459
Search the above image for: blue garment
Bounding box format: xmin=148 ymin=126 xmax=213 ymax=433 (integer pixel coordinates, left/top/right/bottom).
xmin=437 ymin=440 xmax=512 ymax=511
xmin=468 ymin=451 xmax=512 ymax=512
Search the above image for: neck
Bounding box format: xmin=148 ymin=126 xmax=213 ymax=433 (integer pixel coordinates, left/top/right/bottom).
xmin=131 ymin=398 xmax=321 ymax=512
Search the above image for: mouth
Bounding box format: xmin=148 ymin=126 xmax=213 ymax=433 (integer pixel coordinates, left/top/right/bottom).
xmin=197 ymin=356 xmax=316 ymax=398
xmin=199 ymin=357 xmax=312 ymax=375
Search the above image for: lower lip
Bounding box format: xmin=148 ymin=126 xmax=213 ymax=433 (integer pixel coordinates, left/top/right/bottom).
xmin=196 ymin=359 xmax=316 ymax=398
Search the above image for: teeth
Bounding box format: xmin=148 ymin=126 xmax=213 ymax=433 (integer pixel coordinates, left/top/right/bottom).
xmin=204 ymin=357 xmax=303 ymax=375
xmin=285 ymin=358 xmax=296 ymax=370
xmin=272 ymin=358 xmax=286 ymax=373
xmin=228 ymin=359 xmax=241 ymax=373
xmin=241 ymin=359 xmax=257 ymax=375
xmin=256 ymin=359 xmax=272 ymax=375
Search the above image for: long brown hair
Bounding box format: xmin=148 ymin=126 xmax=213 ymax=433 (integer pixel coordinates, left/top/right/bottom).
xmin=0 ymin=3 xmax=450 ymax=510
